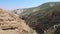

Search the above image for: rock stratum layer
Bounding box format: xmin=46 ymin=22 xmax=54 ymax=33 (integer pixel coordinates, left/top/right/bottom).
xmin=0 ymin=9 xmax=31 ymax=34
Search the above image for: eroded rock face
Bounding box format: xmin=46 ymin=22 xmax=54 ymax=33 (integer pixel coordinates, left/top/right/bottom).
xmin=0 ymin=9 xmax=30 ymax=34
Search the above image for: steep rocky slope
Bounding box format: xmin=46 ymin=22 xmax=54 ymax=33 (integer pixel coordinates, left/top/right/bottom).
xmin=0 ymin=9 xmax=34 ymax=34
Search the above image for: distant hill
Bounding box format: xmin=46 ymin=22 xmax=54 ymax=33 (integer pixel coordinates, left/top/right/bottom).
xmin=12 ymin=2 xmax=60 ymax=15
xmin=13 ymin=2 xmax=60 ymax=34
xmin=16 ymin=2 xmax=60 ymax=19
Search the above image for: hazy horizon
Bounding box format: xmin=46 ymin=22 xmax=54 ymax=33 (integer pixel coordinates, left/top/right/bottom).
xmin=0 ymin=0 xmax=60 ymax=10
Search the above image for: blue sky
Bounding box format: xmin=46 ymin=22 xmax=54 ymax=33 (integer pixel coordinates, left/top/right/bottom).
xmin=0 ymin=0 xmax=60 ymax=10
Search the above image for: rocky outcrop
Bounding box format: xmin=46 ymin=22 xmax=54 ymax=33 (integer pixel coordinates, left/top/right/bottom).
xmin=0 ymin=9 xmax=31 ymax=34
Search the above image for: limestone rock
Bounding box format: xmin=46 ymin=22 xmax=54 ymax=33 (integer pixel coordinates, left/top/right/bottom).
xmin=0 ymin=9 xmax=30 ymax=34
